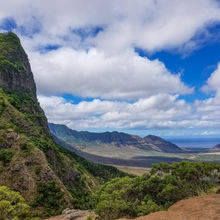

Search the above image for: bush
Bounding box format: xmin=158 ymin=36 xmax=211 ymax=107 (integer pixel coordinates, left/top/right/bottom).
xmin=0 ymin=149 xmax=13 ymax=164
xmin=0 ymin=185 xmax=39 ymax=220
xmin=95 ymin=161 xmax=220 ymax=220
xmin=31 ymin=181 xmax=64 ymax=216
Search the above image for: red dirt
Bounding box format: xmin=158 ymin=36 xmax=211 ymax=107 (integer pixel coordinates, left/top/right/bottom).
xmin=119 ymin=194 xmax=220 ymax=220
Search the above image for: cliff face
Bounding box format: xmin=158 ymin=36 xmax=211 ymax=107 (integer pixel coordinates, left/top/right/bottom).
xmin=0 ymin=32 xmax=36 ymax=97
xmin=0 ymin=32 xmax=50 ymax=134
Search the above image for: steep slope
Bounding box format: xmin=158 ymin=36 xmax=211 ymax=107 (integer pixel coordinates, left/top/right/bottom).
xmin=143 ymin=135 xmax=182 ymax=153
xmin=0 ymin=32 xmax=126 ymax=217
xmin=211 ymin=144 xmax=220 ymax=152
xmin=49 ymin=123 xmax=183 ymax=153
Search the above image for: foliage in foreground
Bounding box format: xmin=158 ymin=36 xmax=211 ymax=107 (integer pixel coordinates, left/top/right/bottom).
xmin=95 ymin=161 xmax=220 ymax=220
xmin=0 ymin=186 xmax=39 ymax=220
xmin=31 ymin=181 xmax=64 ymax=217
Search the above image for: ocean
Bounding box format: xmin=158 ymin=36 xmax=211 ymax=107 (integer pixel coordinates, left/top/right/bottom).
xmin=168 ymin=138 xmax=220 ymax=148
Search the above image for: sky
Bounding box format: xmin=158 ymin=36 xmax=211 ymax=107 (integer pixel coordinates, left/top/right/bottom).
xmin=1 ymin=0 xmax=220 ymax=138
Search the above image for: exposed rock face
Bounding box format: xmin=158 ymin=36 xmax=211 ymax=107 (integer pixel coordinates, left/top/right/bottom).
xmin=49 ymin=123 xmax=183 ymax=153
xmin=119 ymin=194 xmax=220 ymax=220
xmin=0 ymin=32 xmax=36 ymax=97
xmin=0 ymin=32 xmax=50 ymax=134
xmin=45 ymin=208 xmax=96 ymax=220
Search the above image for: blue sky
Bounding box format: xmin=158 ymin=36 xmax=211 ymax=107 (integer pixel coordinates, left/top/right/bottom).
xmin=1 ymin=0 xmax=220 ymax=138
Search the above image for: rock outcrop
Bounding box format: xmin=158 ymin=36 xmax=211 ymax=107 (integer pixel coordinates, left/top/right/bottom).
xmin=45 ymin=208 xmax=96 ymax=220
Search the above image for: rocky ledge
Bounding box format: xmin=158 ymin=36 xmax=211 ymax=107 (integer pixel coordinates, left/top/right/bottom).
xmin=45 ymin=208 xmax=96 ymax=220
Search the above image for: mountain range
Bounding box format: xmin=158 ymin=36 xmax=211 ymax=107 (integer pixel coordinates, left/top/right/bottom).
xmin=49 ymin=123 xmax=183 ymax=153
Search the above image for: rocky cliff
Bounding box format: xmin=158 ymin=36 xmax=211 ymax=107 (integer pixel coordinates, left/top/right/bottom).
xmin=0 ymin=32 xmax=36 ymax=97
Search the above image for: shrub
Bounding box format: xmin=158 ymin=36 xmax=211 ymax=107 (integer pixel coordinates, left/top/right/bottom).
xmin=0 ymin=185 xmax=39 ymax=220
xmin=0 ymin=149 xmax=13 ymax=164
xmin=95 ymin=161 xmax=220 ymax=220
xmin=31 ymin=181 xmax=64 ymax=216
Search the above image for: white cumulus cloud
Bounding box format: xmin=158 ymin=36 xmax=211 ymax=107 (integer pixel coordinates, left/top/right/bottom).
xmin=30 ymin=48 xmax=192 ymax=99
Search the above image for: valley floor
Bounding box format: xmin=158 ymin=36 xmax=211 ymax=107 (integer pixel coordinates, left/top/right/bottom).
xmin=73 ymin=145 xmax=220 ymax=175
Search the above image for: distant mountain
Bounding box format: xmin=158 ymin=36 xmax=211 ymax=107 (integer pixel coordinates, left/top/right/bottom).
xmin=211 ymin=144 xmax=220 ymax=152
xmin=49 ymin=123 xmax=183 ymax=153
xmin=143 ymin=135 xmax=183 ymax=153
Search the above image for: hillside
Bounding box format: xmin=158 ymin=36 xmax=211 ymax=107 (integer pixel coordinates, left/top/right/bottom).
xmin=211 ymin=144 xmax=220 ymax=151
xmin=119 ymin=194 xmax=220 ymax=220
xmin=0 ymin=32 xmax=126 ymax=217
xmin=49 ymin=123 xmax=183 ymax=153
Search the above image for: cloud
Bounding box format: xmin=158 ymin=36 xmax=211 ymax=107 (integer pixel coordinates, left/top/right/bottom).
xmin=38 ymin=93 xmax=220 ymax=131
xmin=202 ymin=63 xmax=220 ymax=97
xmin=38 ymin=94 xmax=188 ymax=130
xmin=30 ymin=48 xmax=192 ymax=99
xmin=1 ymin=0 xmax=220 ymax=134
xmin=201 ymin=130 xmax=220 ymax=135
xmin=1 ymin=0 xmax=220 ymax=53
xmin=35 ymin=60 xmax=220 ymax=132
xmin=94 ymin=0 xmax=220 ymax=53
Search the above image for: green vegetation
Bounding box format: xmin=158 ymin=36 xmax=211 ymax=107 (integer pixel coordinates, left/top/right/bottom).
xmin=6 ymin=92 xmax=34 ymax=112
xmin=0 ymin=86 xmax=127 ymax=216
xmin=0 ymin=32 xmax=25 ymax=60
xmin=0 ymin=32 xmax=25 ymax=74
xmin=0 ymin=97 xmax=6 ymax=115
xmin=34 ymin=165 xmax=41 ymax=175
xmin=0 ymin=57 xmax=24 ymax=73
xmin=30 ymin=136 xmax=127 ymax=183
xmin=30 ymin=136 xmax=127 ymax=210
xmin=95 ymin=161 xmax=220 ymax=220
xmin=0 ymin=149 xmax=13 ymax=164
xmin=31 ymin=181 xmax=64 ymax=216
xmin=0 ymin=186 xmax=39 ymax=220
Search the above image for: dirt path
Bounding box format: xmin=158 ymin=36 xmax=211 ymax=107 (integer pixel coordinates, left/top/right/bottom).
xmin=119 ymin=194 xmax=220 ymax=220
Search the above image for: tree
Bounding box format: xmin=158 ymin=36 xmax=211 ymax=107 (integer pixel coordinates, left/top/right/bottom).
xmin=0 ymin=185 xmax=39 ymax=220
